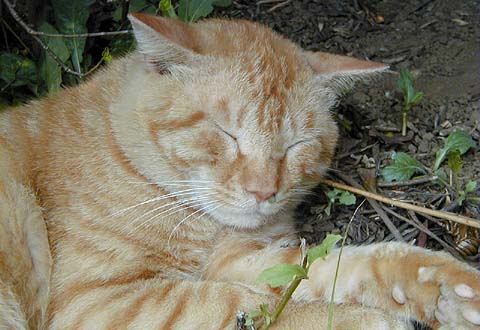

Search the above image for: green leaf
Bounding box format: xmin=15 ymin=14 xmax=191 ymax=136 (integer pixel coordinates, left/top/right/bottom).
xmin=0 ymin=52 xmax=38 ymax=90
xmin=178 ymin=0 xmax=214 ymax=22
xmin=465 ymin=181 xmax=477 ymax=193
xmin=433 ymin=130 xmax=476 ymax=171
xmin=113 ymin=0 xmax=156 ymax=21
xmin=326 ymin=189 xmax=341 ymax=203
xmin=259 ymin=303 xmax=269 ymax=314
xmin=382 ymin=152 xmax=427 ymax=182
xmin=212 ymin=0 xmax=232 ymax=7
xmin=307 ymin=234 xmax=342 ymax=264
xmin=411 ymin=91 xmax=424 ymax=105
xmin=256 ymin=264 xmax=307 ymax=288
xmin=159 ymin=0 xmax=178 ymax=18
xmin=51 ymin=0 xmax=95 ymax=73
xmin=398 ymin=69 xmax=413 ymax=102
xmin=248 ymin=310 xmax=262 ymax=319
xmin=38 ymin=23 xmax=70 ymax=93
xmin=447 ymin=150 xmax=463 ymax=174
xmin=102 ymin=48 xmax=113 ymax=63
xmin=339 ymin=191 xmax=356 ymax=205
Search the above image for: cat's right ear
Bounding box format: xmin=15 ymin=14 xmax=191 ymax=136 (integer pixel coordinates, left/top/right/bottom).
xmin=128 ymin=13 xmax=198 ymax=73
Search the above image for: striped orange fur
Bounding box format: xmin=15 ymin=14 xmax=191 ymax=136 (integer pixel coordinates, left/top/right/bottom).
xmin=0 ymin=13 xmax=479 ymax=330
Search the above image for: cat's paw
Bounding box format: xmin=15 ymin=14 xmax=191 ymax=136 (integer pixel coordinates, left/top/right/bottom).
xmin=403 ymin=263 xmax=480 ymax=329
xmin=433 ymin=282 xmax=480 ymax=330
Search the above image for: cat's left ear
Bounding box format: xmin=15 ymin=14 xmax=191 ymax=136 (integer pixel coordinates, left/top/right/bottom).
xmin=304 ymin=51 xmax=389 ymax=92
xmin=128 ymin=13 xmax=199 ymax=72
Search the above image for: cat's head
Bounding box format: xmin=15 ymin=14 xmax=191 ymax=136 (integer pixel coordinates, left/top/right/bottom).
xmin=113 ymin=14 xmax=387 ymax=229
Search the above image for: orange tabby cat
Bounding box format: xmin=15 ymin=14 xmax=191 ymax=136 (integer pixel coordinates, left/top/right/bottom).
xmin=0 ymin=13 xmax=478 ymax=330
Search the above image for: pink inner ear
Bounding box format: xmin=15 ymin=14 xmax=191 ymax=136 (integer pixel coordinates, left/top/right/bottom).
xmin=306 ymin=51 xmax=388 ymax=75
xmin=130 ymin=13 xmax=198 ymax=52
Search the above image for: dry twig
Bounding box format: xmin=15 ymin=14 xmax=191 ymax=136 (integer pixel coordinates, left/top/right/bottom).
xmin=322 ymin=179 xmax=480 ymax=229
xmin=377 ymin=176 xmax=439 ymax=188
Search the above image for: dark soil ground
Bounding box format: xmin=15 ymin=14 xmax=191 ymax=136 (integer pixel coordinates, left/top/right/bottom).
xmin=217 ymin=0 xmax=480 ymax=267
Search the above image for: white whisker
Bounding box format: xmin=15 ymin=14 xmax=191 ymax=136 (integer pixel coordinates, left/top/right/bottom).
xmin=167 ymin=201 xmax=224 ymax=250
xmin=109 ymin=188 xmax=214 ymax=218
xmin=127 ymin=193 xmax=216 ymax=228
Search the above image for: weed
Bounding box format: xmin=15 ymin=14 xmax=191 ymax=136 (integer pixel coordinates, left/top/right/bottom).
xmin=243 ymin=234 xmax=342 ymax=330
xmin=324 ymin=188 xmax=356 ymax=215
xmin=159 ymin=0 xmax=232 ymax=23
xmin=397 ymin=69 xmax=424 ymax=136
xmin=382 ymin=130 xmax=477 ymax=207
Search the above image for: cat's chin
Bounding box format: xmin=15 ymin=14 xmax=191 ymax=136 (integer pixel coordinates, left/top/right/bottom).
xmin=207 ymin=208 xmax=273 ymax=229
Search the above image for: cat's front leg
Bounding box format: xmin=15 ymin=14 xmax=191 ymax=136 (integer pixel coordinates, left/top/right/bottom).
xmin=296 ymin=242 xmax=480 ymax=330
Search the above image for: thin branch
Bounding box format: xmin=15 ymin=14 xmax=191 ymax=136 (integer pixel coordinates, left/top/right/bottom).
xmin=321 ymin=179 xmax=480 ymax=229
xmin=2 ymin=0 xmax=130 ymax=38
xmin=377 ymin=175 xmax=438 ymax=188
xmin=385 ymin=207 xmax=462 ymax=259
xmin=2 ymin=0 xmax=108 ymax=77
xmin=0 ymin=17 xmax=32 ymax=55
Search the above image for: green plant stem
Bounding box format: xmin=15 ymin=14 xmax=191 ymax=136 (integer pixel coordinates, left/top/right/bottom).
xmin=258 ymin=276 xmax=304 ymax=330
xmin=259 ymin=246 xmax=308 ymax=330
xmin=402 ymin=111 xmax=407 ymax=136
xmin=326 ymin=200 xmax=365 ymax=330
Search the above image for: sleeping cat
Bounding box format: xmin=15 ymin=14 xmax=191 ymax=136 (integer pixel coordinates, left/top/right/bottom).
xmin=0 ymin=13 xmax=478 ymax=330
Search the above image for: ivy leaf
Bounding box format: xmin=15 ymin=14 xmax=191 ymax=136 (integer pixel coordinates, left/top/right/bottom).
xmin=178 ymin=0 xmax=214 ymax=22
xmin=51 ymin=0 xmax=95 ymax=74
xmin=382 ymin=152 xmax=427 ymax=182
xmin=465 ymin=181 xmax=477 ymax=193
xmin=433 ymin=130 xmax=476 ymax=171
xmin=307 ymin=234 xmax=342 ymax=264
xmin=38 ymin=23 xmax=70 ymax=93
xmin=339 ymin=191 xmax=356 ymax=205
xmin=256 ymin=264 xmax=307 ymax=288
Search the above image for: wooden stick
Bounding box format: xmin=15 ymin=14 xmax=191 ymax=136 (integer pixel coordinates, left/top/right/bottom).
xmin=321 ymin=179 xmax=480 ymax=229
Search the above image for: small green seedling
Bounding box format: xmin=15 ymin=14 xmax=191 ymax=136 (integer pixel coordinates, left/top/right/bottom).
xmin=381 ymin=130 xmax=477 ymax=210
xmin=244 ymin=235 xmax=342 ymax=330
xmin=398 ymin=69 xmax=424 ymax=136
xmin=433 ymin=129 xmax=476 ymax=171
xmin=159 ymin=0 xmax=232 ymax=23
xmin=381 ymin=130 xmax=475 ymax=184
xmin=457 ymin=181 xmax=479 ymax=206
xmin=324 ymin=188 xmax=356 ymax=215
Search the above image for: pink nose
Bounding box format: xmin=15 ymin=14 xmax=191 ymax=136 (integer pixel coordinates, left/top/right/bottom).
xmin=247 ymin=189 xmax=277 ymax=203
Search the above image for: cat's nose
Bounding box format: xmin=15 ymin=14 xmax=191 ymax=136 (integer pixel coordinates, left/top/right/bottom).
xmin=248 ymin=189 xmax=277 ymax=203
